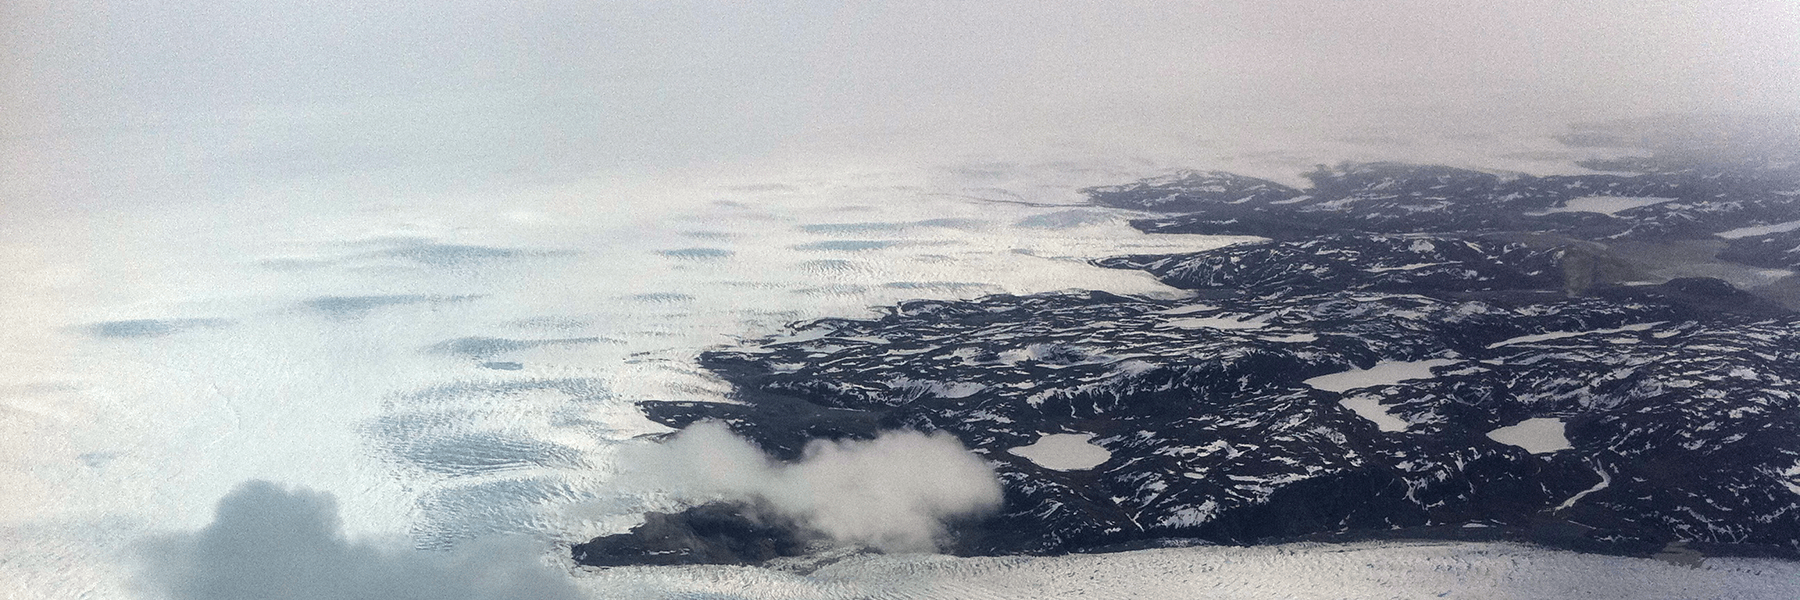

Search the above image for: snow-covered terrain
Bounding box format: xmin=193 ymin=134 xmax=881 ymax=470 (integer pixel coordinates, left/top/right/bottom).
xmin=573 ymin=541 xmax=1800 ymax=600
xmin=0 ymin=160 xmax=1254 ymax=599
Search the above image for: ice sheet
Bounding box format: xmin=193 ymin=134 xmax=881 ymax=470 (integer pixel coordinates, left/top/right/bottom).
xmin=0 ymin=162 xmax=1249 ymax=599
xmin=572 ymin=541 xmax=1800 ymax=600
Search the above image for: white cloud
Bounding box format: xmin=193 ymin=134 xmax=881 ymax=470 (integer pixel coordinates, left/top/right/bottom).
xmin=622 ymin=421 xmax=1004 ymax=553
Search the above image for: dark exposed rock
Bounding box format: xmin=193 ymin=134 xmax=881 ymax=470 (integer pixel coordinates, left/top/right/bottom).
xmin=580 ymin=119 xmax=1800 ymax=567
xmin=1125 ymin=166 xmax=1800 ymax=243
xmin=1094 ymin=235 xmax=1565 ymax=295
xmin=1718 ymin=228 xmax=1800 ymax=270
xmin=1110 ymin=153 xmax=1797 ymax=244
xmin=572 ymin=502 xmax=814 ymax=566
xmin=1083 ymin=170 xmax=1302 ymax=212
xmin=1589 ymin=277 xmax=1792 ymax=319
xmin=1116 ymin=116 xmax=1800 ymax=247
xmin=601 ymin=229 xmax=1800 ymax=564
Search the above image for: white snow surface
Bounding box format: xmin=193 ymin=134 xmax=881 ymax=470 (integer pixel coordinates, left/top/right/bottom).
xmin=1302 ymin=359 xmax=1460 ymax=393
xmin=573 ymin=541 xmax=1800 ymax=600
xmin=1008 ymin=433 xmax=1111 ymax=471
xmin=1486 ymin=418 xmax=1574 ymax=454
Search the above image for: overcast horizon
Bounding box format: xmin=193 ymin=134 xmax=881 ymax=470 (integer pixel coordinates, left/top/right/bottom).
xmin=7 ymin=1 xmax=1799 ymax=212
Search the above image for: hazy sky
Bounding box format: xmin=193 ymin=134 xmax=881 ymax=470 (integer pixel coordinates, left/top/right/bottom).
xmin=5 ymin=1 xmax=1798 ymax=204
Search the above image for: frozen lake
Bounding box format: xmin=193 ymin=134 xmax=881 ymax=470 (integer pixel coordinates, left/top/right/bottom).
xmin=1008 ymin=433 xmax=1112 ymax=471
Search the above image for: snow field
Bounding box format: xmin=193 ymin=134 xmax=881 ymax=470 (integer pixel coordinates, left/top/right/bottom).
xmin=571 ymin=541 xmax=1800 ymax=600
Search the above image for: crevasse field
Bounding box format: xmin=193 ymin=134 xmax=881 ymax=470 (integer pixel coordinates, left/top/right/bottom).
xmin=7 ymin=124 xmax=1800 ymax=599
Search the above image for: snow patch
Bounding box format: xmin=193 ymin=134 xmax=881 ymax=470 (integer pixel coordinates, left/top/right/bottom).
xmin=1367 ymin=262 xmax=1446 ymax=273
xmin=1487 ymin=322 xmax=1663 ymax=348
xmin=1557 ymin=460 xmax=1612 ymax=510
xmin=1339 ymin=395 xmax=1410 ymax=432
xmin=1302 ymin=359 xmax=1458 ymax=393
xmin=1781 ymin=463 xmax=1800 ymax=496
xmin=1157 ymin=500 xmax=1219 ymax=527
xmin=1156 ymin=304 xmax=1220 ymax=315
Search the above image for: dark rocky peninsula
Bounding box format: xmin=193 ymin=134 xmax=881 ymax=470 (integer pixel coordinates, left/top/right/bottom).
xmin=575 ymin=115 xmax=1800 ymax=567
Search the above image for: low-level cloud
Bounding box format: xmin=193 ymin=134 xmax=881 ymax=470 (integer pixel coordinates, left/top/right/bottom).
xmin=624 ymin=421 xmax=1004 ymax=553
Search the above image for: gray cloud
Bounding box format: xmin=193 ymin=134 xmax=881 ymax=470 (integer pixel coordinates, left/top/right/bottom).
xmin=621 ymin=421 xmax=1004 ymax=553
xmin=132 ymin=481 xmax=580 ymax=600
